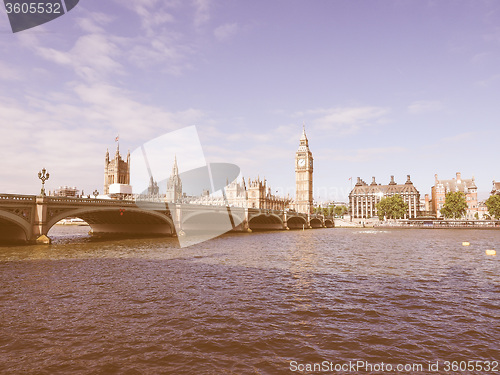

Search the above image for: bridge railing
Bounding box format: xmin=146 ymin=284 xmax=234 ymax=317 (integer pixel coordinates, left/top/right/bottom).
xmin=45 ymin=196 xmax=137 ymax=205
xmin=252 ymin=209 xmax=284 ymax=215
xmin=0 ymin=194 xmax=36 ymax=202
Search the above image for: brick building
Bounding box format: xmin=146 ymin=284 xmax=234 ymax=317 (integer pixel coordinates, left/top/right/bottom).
xmin=431 ymin=172 xmax=478 ymax=219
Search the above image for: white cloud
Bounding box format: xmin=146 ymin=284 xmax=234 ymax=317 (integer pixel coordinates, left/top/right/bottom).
xmin=15 ymin=1 xmax=212 ymax=83
xmin=0 ymin=83 xmax=209 ymax=194
xmin=483 ymin=27 xmax=500 ymax=44
xmin=408 ymin=100 xmax=443 ymax=115
xmin=471 ymin=51 xmax=491 ymax=64
xmin=113 ymin=0 xmax=176 ymax=35
xmin=38 ymin=5 xmax=195 ymax=77
xmin=36 ymin=33 xmax=125 ymax=81
xmin=476 ymin=73 xmax=500 ymax=87
xmin=75 ymin=12 xmax=114 ymax=34
xmin=0 ymin=61 xmax=23 ymax=81
xmin=214 ymin=23 xmax=238 ymax=41
xmin=295 ymin=106 xmax=390 ymax=135
xmin=319 ymin=146 xmax=407 ymax=163
xmin=127 ymin=34 xmax=194 ymax=75
xmin=442 ymin=132 xmax=476 ymax=143
xmin=193 ymin=0 xmax=211 ymax=28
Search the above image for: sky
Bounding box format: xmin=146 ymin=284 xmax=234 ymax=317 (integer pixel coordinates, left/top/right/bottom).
xmin=0 ymin=0 xmax=499 ymax=202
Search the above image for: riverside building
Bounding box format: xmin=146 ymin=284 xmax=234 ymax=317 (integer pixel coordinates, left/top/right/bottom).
xmin=431 ymin=172 xmax=478 ymax=219
xmin=349 ymin=175 xmax=420 ymax=219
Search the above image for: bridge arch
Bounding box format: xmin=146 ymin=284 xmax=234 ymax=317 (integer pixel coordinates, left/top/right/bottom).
xmin=0 ymin=211 xmax=31 ymax=242
xmin=249 ymin=213 xmax=284 ymax=230
xmin=46 ymin=207 xmax=175 ymax=237
xmin=286 ymin=216 xmax=308 ymax=229
xmin=181 ymin=210 xmax=237 ymax=232
xmin=182 ymin=209 xmax=230 ymax=224
xmin=324 ymin=219 xmax=334 ymax=228
xmin=310 ymin=218 xmax=323 ymax=228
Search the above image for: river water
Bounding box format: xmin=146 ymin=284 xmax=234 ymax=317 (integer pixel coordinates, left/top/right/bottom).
xmin=0 ymin=226 xmax=498 ymax=374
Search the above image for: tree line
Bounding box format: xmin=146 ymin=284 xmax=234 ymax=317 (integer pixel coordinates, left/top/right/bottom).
xmin=312 ymin=192 xmax=500 ymax=220
xmin=375 ymin=191 xmax=500 ymax=220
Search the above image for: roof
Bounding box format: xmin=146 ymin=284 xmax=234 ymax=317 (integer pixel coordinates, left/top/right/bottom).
xmin=491 ymin=181 xmax=500 ymax=195
xmin=350 ymin=175 xmax=419 ymax=195
xmin=435 ymin=178 xmax=476 ymax=192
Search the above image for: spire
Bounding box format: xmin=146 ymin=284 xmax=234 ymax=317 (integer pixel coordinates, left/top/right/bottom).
xmin=298 ymin=123 xmax=309 ymax=148
xmin=300 ymin=122 xmax=307 ymax=141
xmin=172 ymin=155 xmax=179 ymax=176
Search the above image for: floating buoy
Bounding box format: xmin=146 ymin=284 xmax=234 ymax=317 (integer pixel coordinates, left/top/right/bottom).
xmin=485 ymin=249 xmax=496 ymax=256
xmin=462 ymin=242 xmax=470 ymax=246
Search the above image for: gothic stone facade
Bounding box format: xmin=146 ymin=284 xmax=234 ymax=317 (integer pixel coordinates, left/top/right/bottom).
xmin=246 ymin=177 xmax=290 ymax=210
xmin=163 ymin=157 xmax=289 ymax=209
xmin=166 ymin=157 xmax=182 ymax=203
xmin=349 ymin=175 xmax=420 ymax=219
xmin=104 ymin=146 xmax=130 ymax=195
xmin=295 ymin=127 xmax=313 ymax=214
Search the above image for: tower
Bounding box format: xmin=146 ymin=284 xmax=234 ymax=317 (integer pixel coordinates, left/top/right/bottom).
xmin=166 ymin=156 xmax=183 ymax=202
xmin=295 ymin=125 xmax=313 ymax=214
xmin=104 ymin=145 xmax=130 ymax=195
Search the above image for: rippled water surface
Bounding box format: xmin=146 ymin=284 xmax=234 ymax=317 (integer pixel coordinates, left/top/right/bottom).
xmin=1 ymin=227 xmax=499 ymax=374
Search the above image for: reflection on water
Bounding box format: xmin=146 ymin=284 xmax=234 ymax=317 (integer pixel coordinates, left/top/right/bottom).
xmin=0 ymin=227 xmax=499 ymax=374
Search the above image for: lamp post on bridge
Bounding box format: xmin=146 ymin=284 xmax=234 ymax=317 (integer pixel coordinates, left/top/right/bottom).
xmin=37 ymin=168 xmax=49 ymax=197
xmin=93 ymin=190 xmax=99 ymax=199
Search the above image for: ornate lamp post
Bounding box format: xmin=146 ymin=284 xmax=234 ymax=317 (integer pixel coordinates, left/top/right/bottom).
xmin=93 ymin=190 xmax=99 ymax=199
xmin=38 ymin=168 xmax=49 ymax=197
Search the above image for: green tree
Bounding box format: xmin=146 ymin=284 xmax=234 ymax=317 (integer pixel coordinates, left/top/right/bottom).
xmin=376 ymin=198 xmax=389 ymax=219
xmin=326 ymin=205 xmax=335 ymax=216
xmin=485 ymin=194 xmax=500 ymax=219
xmin=376 ymin=194 xmax=408 ymax=219
xmin=334 ymin=205 xmax=348 ymax=217
xmin=440 ymin=191 xmax=467 ymax=219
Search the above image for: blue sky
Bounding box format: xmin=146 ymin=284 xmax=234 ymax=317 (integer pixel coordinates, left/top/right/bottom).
xmin=0 ymin=0 xmax=499 ymax=201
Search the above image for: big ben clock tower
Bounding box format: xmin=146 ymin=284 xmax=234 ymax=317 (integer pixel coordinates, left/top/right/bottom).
xmin=295 ymin=125 xmax=313 ymax=214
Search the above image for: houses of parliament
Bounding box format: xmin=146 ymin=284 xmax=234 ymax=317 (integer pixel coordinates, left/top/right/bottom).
xmin=102 ymin=128 xmax=315 ymax=214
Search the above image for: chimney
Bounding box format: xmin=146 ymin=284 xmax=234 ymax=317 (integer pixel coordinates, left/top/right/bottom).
xmin=456 ymin=172 xmax=461 ymax=183
xmin=389 ymin=175 xmax=396 ymax=185
xmin=406 ymin=174 xmax=412 ymax=184
xmin=371 ymin=176 xmax=377 ymax=185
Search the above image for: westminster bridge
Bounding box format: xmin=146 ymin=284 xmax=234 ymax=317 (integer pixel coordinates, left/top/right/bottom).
xmin=0 ymin=194 xmax=334 ymax=243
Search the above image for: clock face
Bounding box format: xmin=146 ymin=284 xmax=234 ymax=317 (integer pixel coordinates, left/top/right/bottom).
xmin=298 ymin=158 xmax=306 ymax=167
